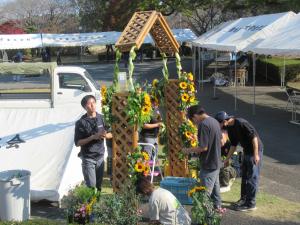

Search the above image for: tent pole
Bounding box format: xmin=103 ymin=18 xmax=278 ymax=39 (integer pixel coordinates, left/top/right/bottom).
xmin=265 ymin=55 xmax=268 ymax=81
xmin=213 ymin=50 xmax=218 ymax=99
xmin=253 ymin=53 xmax=256 ymax=115
xmin=201 ymin=49 xmax=204 ymax=90
xmin=235 ymin=53 xmax=237 ymax=111
xmin=193 ymin=46 xmax=196 ymax=79
xmin=198 ymin=47 xmax=201 ymax=91
xmin=282 ymin=56 xmax=286 ymax=88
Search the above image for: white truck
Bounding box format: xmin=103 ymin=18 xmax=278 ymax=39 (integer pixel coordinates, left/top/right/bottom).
xmin=0 ymin=62 xmax=103 ymax=202
xmin=0 ymin=62 xmax=101 ymax=108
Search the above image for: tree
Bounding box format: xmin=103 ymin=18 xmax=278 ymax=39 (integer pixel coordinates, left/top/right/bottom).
xmin=1 ymin=0 xmax=79 ymax=33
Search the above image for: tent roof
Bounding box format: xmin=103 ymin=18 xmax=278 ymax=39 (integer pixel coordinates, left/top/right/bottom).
xmin=0 ymin=34 xmax=42 ymax=50
xmin=191 ymin=11 xmax=296 ymax=52
xmin=0 ymin=29 xmax=196 ymax=50
xmin=247 ymin=14 xmax=300 ymax=56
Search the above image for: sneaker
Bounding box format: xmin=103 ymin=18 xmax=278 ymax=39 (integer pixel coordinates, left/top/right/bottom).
xmin=233 ymin=198 xmax=246 ymax=207
xmin=235 ymin=204 xmax=257 ymax=212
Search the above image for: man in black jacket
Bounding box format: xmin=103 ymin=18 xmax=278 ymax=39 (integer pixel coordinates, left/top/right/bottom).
xmin=215 ymin=111 xmax=263 ymax=211
xmin=74 ymin=95 xmax=112 ymax=190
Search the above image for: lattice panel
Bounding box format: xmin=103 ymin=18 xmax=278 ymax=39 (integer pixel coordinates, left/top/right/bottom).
xmin=150 ymin=15 xmax=180 ymax=55
xmin=115 ymin=11 xmax=179 ymax=54
xmin=165 ymin=79 xmax=188 ymax=177
xmin=115 ymin=11 xmax=157 ymax=52
xmin=112 ymin=92 xmax=138 ymax=192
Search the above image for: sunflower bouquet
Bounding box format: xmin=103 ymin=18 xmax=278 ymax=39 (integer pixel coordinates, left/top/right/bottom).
xmin=189 ymin=186 xmax=221 ymax=225
xmin=179 ymin=119 xmax=198 ymax=148
xmin=101 ymin=85 xmax=115 ymax=126
xmin=127 ymin=147 xmax=151 ymax=183
xmin=125 ymin=86 xmax=153 ymax=129
xmin=178 ymin=72 xmax=198 ymax=111
xmin=150 ymin=78 xmax=166 ymax=106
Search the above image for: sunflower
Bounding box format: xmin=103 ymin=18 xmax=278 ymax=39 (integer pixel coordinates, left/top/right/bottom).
xmin=195 ymin=186 xmax=206 ymax=192
xmin=188 ymin=188 xmax=196 ymax=197
xmin=179 ymin=82 xmax=188 ymax=90
xmin=187 ymin=73 xmax=194 ymax=81
xmin=144 ymin=93 xmax=151 ymax=104
xmin=152 ymin=79 xmax=159 ymax=88
xmin=142 ymin=152 xmax=150 ymax=161
xmin=135 ymin=162 xmax=144 ymax=172
xmin=185 ymin=131 xmax=192 ymax=138
xmin=191 ymin=139 xmax=197 ymax=147
xmin=189 ymin=85 xmax=195 ymax=92
xmin=143 ymin=166 xmax=150 ymax=176
xmin=189 ymin=96 xmax=195 ymax=103
xmin=141 ymin=106 xmax=151 ymax=115
xmin=181 ymin=93 xmax=189 ymax=102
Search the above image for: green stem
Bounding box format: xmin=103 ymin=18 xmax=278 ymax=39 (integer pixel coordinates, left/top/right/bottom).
xmin=128 ymin=46 xmax=136 ymax=91
xmin=175 ymin=52 xmax=182 ymax=78
xmin=161 ymin=53 xmax=169 ymax=81
xmin=113 ymin=49 xmax=122 ymax=89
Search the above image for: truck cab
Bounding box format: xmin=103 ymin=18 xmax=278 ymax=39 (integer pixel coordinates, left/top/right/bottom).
xmin=0 ymin=63 xmax=101 ymax=109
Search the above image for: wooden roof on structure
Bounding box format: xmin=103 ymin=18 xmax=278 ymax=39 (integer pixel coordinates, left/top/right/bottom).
xmin=115 ymin=11 xmax=179 ymax=55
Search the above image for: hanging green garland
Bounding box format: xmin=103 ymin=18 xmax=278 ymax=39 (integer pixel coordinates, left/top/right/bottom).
xmin=128 ymin=46 xmax=137 ymax=91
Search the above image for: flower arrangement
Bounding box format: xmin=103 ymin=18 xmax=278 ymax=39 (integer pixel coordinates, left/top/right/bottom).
xmin=61 ymin=185 xmax=101 ymax=224
xmin=101 ymin=85 xmax=115 ymax=126
xmin=179 ymin=118 xmax=198 ymax=148
xmin=188 ymin=186 xmax=221 ymax=225
xmin=150 ymin=78 xmax=164 ymax=106
xmin=125 ymin=86 xmax=153 ymax=129
xmin=178 ymin=72 xmax=198 ymax=111
xmin=127 ymin=147 xmax=151 ymax=183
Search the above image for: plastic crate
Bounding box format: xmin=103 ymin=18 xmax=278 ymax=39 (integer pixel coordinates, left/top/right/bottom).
xmin=160 ymin=176 xmax=197 ymax=205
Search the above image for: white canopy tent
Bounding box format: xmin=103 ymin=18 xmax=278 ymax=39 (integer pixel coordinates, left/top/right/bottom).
xmin=0 ymin=29 xmax=197 ymax=49
xmin=0 ymin=34 xmax=43 ymax=50
xmin=247 ymin=14 xmax=300 ymax=56
xmin=191 ymin=11 xmax=297 ymax=114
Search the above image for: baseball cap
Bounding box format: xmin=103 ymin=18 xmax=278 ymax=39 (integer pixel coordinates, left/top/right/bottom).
xmin=214 ymin=111 xmax=233 ymax=123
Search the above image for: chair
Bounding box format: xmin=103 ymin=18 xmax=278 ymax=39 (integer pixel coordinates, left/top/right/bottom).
xmin=138 ymin=142 xmax=164 ymax=183
xmin=284 ymin=87 xmax=300 ymax=111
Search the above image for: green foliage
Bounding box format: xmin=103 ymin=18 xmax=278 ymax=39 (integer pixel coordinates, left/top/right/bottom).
xmin=189 ymin=187 xmax=221 ymax=225
xmin=101 ymin=85 xmax=116 ymax=126
xmin=92 ymin=181 xmax=141 ymax=225
xmin=61 ymin=184 xmax=100 ymax=221
xmin=125 ymin=86 xmax=152 ymax=129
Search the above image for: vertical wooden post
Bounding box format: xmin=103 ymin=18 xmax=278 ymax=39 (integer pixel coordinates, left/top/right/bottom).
xmin=165 ymin=79 xmax=188 ymax=177
xmin=112 ymin=92 xmax=138 ymax=192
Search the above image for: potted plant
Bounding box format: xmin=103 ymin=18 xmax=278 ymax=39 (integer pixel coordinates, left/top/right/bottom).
xmin=189 ymin=186 xmax=221 ymax=225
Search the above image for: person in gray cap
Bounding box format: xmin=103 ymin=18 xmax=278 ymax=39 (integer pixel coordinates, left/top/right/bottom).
xmin=74 ymin=95 xmax=112 ymax=191
xmin=214 ymin=111 xmax=263 ymax=212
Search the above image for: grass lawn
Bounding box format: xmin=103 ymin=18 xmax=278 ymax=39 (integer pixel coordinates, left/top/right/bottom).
xmin=260 ymin=57 xmax=300 ymax=66
xmin=221 ymin=179 xmax=300 ymax=223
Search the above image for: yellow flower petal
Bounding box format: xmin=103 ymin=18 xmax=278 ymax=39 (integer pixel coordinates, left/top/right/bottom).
xmin=179 ymin=82 xmax=188 ymax=90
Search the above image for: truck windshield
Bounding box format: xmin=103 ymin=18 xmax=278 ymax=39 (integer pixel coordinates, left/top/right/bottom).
xmin=84 ymin=71 xmax=100 ymax=90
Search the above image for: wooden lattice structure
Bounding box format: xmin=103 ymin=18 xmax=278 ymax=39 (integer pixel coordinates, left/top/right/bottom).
xmin=165 ymin=80 xmax=189 ymax=177
xmin=112 ymin=11 xmax=187 ymax=191
xmin=115 ymin=11 xmax=179 ymax=54
xmin=112 ymin=92 xmax=138 ymax=191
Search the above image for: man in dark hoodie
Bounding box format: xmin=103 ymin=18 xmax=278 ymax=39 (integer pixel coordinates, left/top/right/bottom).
xmin=74 ymin=95 xmax=112 ymax=190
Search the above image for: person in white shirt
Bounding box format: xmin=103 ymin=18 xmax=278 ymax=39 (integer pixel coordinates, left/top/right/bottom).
xmin=136 ymin=177 xmax=191 ymax=225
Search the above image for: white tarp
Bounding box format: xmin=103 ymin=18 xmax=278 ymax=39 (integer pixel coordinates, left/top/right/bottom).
xmin=42 ymin=32 xmax=120 ymax=47
xmin=191 ymin=11 xmax=296 ymax=52
xmin=0 ymin=29 xmax=197 ymax=49
xmin=247 ymin=14 xmax=300 ymax=56
xmin=0 ymin=107 xmax=84 ymax=202
xmin=0 ymin=34 xmax=43 ymax=50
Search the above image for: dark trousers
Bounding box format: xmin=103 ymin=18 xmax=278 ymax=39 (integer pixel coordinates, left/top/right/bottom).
xmin=81 ymin=157 xmax=104 ymax=190
xmin=241 ymin=150 xmax=263 ymax=207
